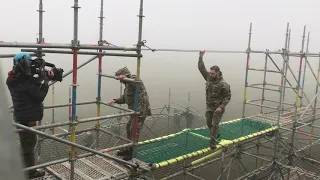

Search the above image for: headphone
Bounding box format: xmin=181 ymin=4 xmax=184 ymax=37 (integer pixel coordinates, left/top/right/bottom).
xmin=13 ymin=53 xmax=33 ymax=77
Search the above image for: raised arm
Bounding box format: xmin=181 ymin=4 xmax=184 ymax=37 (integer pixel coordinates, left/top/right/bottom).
xmin=198 ymin=51 xmax=208 ymax=80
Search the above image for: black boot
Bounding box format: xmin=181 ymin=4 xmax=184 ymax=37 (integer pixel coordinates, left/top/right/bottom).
xmin=116 ymin=147 xmax=133 ymax=157
xmin=122 ymin=153 xmax=133 ymax=161
xmin=122 ymin=148 xmax=133 ymax=161
xmin=210 ymin=138 xmax=218 ymax=150
xmin=210 ymin=144 xmax=217 ymax=150
xmin=28 ymin=169 xmax=45 ymax=179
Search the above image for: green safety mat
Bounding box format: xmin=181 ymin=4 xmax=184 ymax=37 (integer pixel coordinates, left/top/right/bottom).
xmin=191 ymin=118 xmax=273 ymax=141
xmin=135 ymin=118 xmax=273 ymax=164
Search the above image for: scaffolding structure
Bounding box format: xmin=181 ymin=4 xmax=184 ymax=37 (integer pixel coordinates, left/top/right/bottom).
xmin=1 ymin=0 xmax=320 ymax=180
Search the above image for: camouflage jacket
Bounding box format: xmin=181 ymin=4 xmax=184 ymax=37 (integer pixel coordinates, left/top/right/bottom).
xmin=114 ymin=77 xmax=152 ymax=118
xmin=198 ymin=57 xmax=231 ymax=111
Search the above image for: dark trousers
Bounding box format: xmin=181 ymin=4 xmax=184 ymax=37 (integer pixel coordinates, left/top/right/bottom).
xmin=18 ymin=122 xmax=37 ymax=175
xmin=205 ymin=108 xmax=225 ymax=146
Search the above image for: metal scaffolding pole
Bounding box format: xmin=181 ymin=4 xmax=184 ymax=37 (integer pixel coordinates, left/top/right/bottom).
xmin=0 ymin=41 xmax=137 ymax=51
xmin=15 ymin=111 xmax=134 ymax=133
xmin=281 ymin=29 xmax=291 ymax=112
xmin=141 ymin=47 xmax=320 ymax=57
xmin=99 ymin=73 xmax=138 ymax=83
xmin=100 ymin=101 xmax=134 ymax=112
xmin=271 ymin=23 xmax=290 ymax=169
xmin=21 ymin=48 xmax=141 ymax=57
xmin=95 ymin=0 xmax=104 ymax=150
xmin=286 ymin=25 xmax=306 ymax=179
xmin=300 ymin=32 xmax=310 ymax=108
xmin=2 ymin=0 xmax=320 ymax=178
xmin=49 ymin=55 xmax=98 ymax=86
xmin=309 ymin=52 xmax=320 ymax=155
xmin=267 ymin=53 xmax=315 ymax=112
xmin=131 ymin=0 xmax=144 ymax=160
xmin=2 ymin=42 xmax=320 ymax=57
xmin=241 ymin=22 xmax=252 ymax=133
xmin=36 ymin=0 xmax=45 ymax=163
xmin=261 ymin=50 xmax=269 ymax=113
xmin=69 ymin=0 xmax=80 ymax=178
xmin=12 ymin=122 xmax=140 ymax=168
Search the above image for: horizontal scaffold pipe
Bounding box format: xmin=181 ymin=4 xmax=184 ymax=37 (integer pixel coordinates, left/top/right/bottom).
xmin=21 ymin=49 xmax=141 ymax=57
xmin=0 ymin=53 xmax=44 ymax=58
xmin=53 ymin=127 xmax=96 ymax=138
xmin=12 ymin=122 xmax=140 ymax=168
xmin=99 ymin=128 xmax=132 ymax=142
xmin=9 ymin=101 xmax=96 ymax=111
xmin=1 ymin=41 xmax=319 ymax=56
xmin=8 ymin=56 xmax=98 ymax=109
xmin=246 ymin=102 xmax=279 ymax=110
xmin=0 ymin=41 xmax=137 ymax=51
xmin=24 ymin=158 xmax=69 ymax=172
xmin=99 ymin=73 xmax=141 ymax=83
xmin=77 ymin=112 xmax=136 ymax=124
xmin=142 ymin=48 xmax=320 ymax=57
xmin=247 ymin=68 xmax=281 ymax=73
xmin=15 ymin=121 xmax=71 ymax=133
xmin=264 ymin=99 xmax=295 ymax=106
xmin=246 ymin=86 xmax=280 ymax=92
xmin=144 ymin=48 xmax=246 ymax=53
xmin=15 ymin=112 xmax=135 ymax=132
xmin=80 ymin=129 xmax=184 ymax=158
xmin=44 ymin=101 xmax=96 ymax=109
xmin=49 ymin=55 xmax=98 ymax=86
xmin=99 ymin=101 xmax=134 ymax=112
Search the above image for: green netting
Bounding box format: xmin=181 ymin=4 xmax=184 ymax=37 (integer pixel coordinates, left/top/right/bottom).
xmin=135 ymin=131 xmax=210 ymax=164
xmin=136 ymin=118 xmax=273 ymax=164
xmin=191 ymin=118 xmax=273 ymax=141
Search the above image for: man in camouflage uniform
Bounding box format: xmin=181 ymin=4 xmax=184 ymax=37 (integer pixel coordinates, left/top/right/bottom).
xmin=198 ymin=51 xmax=231 ymax=149
xmin=108 ymin=67 xmax=152 ymax=160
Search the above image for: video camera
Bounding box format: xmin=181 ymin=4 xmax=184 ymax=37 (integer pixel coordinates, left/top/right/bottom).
xmin=30 ymin=58 xmax=64 ymax=82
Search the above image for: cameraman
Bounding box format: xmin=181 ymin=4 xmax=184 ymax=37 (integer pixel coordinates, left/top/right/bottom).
xmin=6 ymin=52 xmax=49 ymax=179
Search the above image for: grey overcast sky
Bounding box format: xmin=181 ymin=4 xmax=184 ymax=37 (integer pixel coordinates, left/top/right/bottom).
xmin=0 ymin=0 xmax=320 ymax=118
xmin=0 ymin=0 xmax=319 ymax=52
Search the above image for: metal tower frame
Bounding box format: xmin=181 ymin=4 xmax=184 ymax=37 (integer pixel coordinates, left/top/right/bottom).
xmin=1 ymin=0 xmax=320 ymax=180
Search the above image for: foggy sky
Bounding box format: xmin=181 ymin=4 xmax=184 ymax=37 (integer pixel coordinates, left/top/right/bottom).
xmin=0 ymin=0 xmax=319 ymax=120
xmin=0 ymin=0 xmax=319 ymax=51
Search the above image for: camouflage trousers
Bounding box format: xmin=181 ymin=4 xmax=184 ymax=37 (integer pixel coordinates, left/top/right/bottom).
xmin=126 ymin=115 xmax=146 ymax=141
xmin=18 ymin=124 xmax=37 ymax=175
xmin=205 ymin=108 xmax=225 ymax=147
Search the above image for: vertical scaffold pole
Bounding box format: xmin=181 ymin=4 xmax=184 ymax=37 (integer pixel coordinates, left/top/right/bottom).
xmin=70 ymin=0 xmax=80 ymax=179
xmin=117 ymin=82 xmax=123 ymax=133
xmin=168 ymin=88 xmax=171 ymax=112
xmin=167 ymin=88 xmax=171 ymax=131
xmin=187 ymin=92 xmax=191 ymax=110
xmin=69 ymin=87 xmax=72 ymax=129
xmin=36 ymin=0 xmax=45 ymax=164
xmin=300 ymin=32 xmax=310 ymax=108
xmin=241 ymin=22 xmax=252 ymax=133
xmin=52 ymin=85 xmax=55 ymax=134
xmin=96 ymin=0 xmax=104 ymax=150
xmin=275 ymin=22 xmax=289 ymax=163
xmin=133 ymin=0 xmax=144 ymax=158
xmin=281 ymin=29 xmax=291 ymax=112
xmin=287 ymin=26 xmax=306 ymax=179
xmin=260 ymin=49 xmax=269 ymax=113
xmin=310 ymin=51 xmax=320 ymax=155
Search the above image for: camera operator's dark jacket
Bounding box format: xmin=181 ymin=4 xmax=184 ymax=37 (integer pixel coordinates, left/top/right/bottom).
xmin=6 ymin=71 xmax=49 ymax=125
